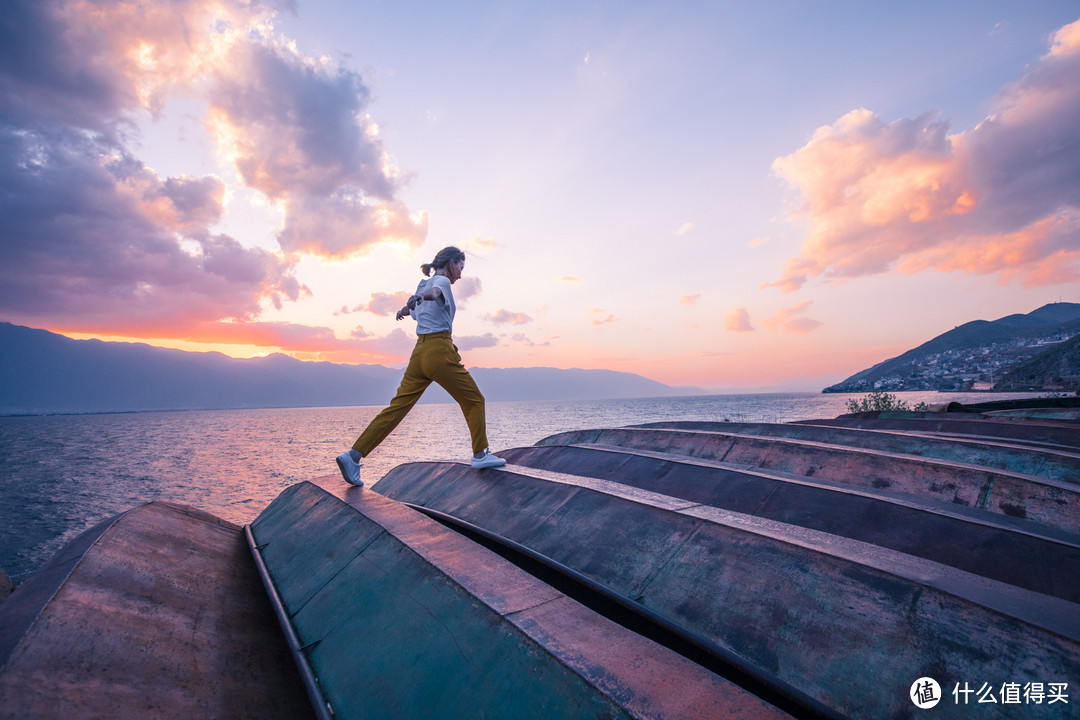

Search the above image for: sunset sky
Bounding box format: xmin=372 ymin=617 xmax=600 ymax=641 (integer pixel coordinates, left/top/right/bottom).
xmin=2 ymin=1 xmax=1078 ymax=391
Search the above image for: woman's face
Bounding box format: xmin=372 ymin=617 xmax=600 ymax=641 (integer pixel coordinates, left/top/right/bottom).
xmin=448 ymin=257 xmax=465 ymax=283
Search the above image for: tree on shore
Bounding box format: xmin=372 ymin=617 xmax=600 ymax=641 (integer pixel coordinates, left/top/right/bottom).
xmin=845 ymin=392 xmax=930 ymax=413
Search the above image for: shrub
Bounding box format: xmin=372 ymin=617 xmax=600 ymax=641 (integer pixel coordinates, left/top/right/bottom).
xmin=845 ymin=391 xmax=930 ymax=413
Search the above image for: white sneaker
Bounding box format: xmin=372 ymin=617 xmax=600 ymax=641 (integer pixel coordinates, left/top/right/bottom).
xmin=471 ymin=448 xmax=507 ymax=469
xmin=336 ymin=451 xmax=363 ymax=486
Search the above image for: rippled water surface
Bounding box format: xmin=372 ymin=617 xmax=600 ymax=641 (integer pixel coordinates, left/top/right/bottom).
xmin=0 ymin=391 xmax=1039 ymax=578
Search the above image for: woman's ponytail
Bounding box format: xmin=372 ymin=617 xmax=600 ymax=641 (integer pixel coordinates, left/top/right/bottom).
xmin=421 ymin=246 xmax=465 ymax=276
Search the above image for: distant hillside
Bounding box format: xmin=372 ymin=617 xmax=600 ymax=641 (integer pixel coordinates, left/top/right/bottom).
xmin=993 ymin=334 xmax=1080 ymax=392
xmin=0 ymin=323 xmax=690 ymax=415
xmin=824 ymin=302 xmax=1080 ymax=393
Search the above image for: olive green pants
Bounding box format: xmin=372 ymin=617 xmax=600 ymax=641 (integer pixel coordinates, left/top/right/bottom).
xmin=352 ymin=332 xmax=489 ymax=456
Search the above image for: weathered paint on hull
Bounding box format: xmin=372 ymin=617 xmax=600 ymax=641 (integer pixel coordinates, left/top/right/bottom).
xmin=0 ymin=502 xmax=312 ymax=720
xmin=249 ymin=479 xmax=789 ymax=720
xmin=630 ymin=420 xmax=1080 ymax=480
xmin=497 ymin=443 xmax=1080 ymax=602
xmin=793 ymin=415 xmax=1080 ymax=450
xmin=373 ymin=416 xmax=1080 ymax=719
xmin=536 ymin=427 xmax=1080 ymax=532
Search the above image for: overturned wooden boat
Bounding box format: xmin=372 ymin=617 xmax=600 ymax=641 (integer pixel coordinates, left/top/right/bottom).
xmin=1 ymin=402 xmax=1077 ymax=718
xmin=0 ymin=503 xmax=313 ymax=719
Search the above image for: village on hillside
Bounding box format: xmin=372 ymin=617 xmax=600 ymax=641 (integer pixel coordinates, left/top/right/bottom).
xmin=830 ymin=330 xmax=1080 ymax=394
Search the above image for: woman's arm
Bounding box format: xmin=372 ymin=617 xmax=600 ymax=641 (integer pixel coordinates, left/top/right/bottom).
xmin=395 ymin=284 xmax=444 ymax=321
xmin=416 ymin=284 xmax=444 ymax=303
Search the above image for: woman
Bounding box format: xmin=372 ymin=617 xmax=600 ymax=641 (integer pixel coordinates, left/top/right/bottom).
xmin=336 ymin=246 xmax=506 ymax=486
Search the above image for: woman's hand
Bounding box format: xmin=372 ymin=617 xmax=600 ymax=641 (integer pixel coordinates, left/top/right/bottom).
xmin=396 ymin=294 xmax=423 ymax=321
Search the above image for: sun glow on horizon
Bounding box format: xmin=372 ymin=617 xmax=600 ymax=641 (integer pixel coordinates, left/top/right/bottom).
xmin=60 ymin=332 xmax=280 ymax=360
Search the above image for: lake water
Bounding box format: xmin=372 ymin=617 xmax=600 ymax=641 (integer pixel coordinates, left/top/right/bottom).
xmin=0 ymin=391 xmax=1041 ymax=580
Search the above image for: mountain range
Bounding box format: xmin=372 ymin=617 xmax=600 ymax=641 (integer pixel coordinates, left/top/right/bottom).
xmin=0 ymin=323 xmax=693 ymax=415
xmin=7 ymin=303 xmax=1076 ymax=416
xmin=823 ymin=302 xmax=1080 ymax=393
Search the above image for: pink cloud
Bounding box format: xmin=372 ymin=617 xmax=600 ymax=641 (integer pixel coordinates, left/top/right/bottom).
xmin=277 ymin=195 xmax=428 ymax=258
xmin=354 ymin=281 xmax=479 ymax=321
xmin=591 ymin=309 xmax=618 ymax=326
xmin=466 ymin=237 xmax=498 ymax=253
xmin=725 ymin=308 xmax=754 ymax=332
xmin=510 ymin=332 xmax=535 ymax=346
xmin=769 ymin=18 xmax=1080 ymax=292
xmin=365 ymin=292 xmax=411 ymax=316
xmin=452 ymin=277 xmax=483 ymax=307
xmin=116 ymin=170 xmax=227 ymax=232
xmin=349 ymin=326 xmax=373 ymax=339
xmin=456 ymin=333 xmax=500 ymax=351
xmin=484 ymin=309 xmax=533 ymax=325
xmin=898 ymin=215 xmax=1080 ymax=286
xmin=761 ymin=302 xmax=823 ymax=334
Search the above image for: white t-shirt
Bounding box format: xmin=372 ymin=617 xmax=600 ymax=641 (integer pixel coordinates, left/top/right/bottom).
xmin=411 ymin=274 xmax=455 ymax=335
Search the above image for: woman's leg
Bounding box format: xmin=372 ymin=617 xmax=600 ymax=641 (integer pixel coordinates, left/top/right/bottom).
xmin=352 ymin=343 xmax=431 ymax=456
xmin=423 ymin=337 xmax=489 ymax=455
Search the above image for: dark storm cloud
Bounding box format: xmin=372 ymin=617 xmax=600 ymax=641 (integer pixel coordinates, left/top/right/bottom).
xmin=0 ymin=127 xmax=301 ymax=332
xmin=0 ymin=0 xmax=425 ymax=343
xmin=0 ymin=0 xmax=131 ymax=132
